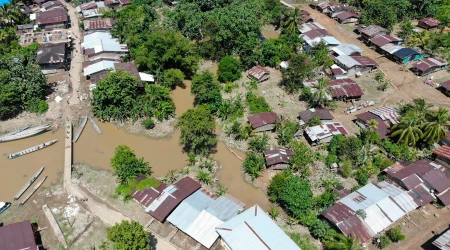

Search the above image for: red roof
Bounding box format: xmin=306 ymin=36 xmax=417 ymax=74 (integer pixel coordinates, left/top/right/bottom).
xmin=410 ymin=184 xmax=435 ymax=206
xmin=84 ymin=18 xmax=117 ymax=30
xmin=407 ymin=159 xmax=437 ymax=177
xmin=336 ymin=11 xmax=358 ymax=21
xmin=402 ymin=174 xmax=422 ymax=190
xmin=422 ymin=169 xmax=450 ymax=193
xmin=248 ymin=66 xmax=270 ymax=80
xmin=42 ymin=0 xmax=63 ymax=9
xmin=437 ymin=188 xmax=450 ymax=206
xmin=302 ymin=29 xmax=330 ymax=39
xmin=322 ymin=202 xmax=373 ymax=243
xmin=328 ymin=78 xmax=364 ymax=98
xmin=0 ymin=220 xmax=37 ymax=250
xmin=441 ymin=80 xmax=450 ymax=91
xmin=132 ymin=183 xmax=168 ymax=207
xmin=419 ymin=17 xmax=441 ymax=27
xmin=264 ymin=148 xmax=294 ymax=166
xmin=119 ymin=0 xmax=131 ymax=5
xmin=351 ymin=56 xmax=379 ymax=67
xmin=299 ymin=108 xmax=334 ymax=123
xmin=37 ymin=8 xmax=68 ymax=25
xmin=361 ymin=25 xmax=388 ymax=37
xmin=369 ymin=34 xmax=402 ymax=47
xmin=413 ymin=58 xmax=447 ymax=72
xmin=434 ymin=145 xmax=450 ymax=161
xmin=147 ymin=177 xmax=201 ymax=222
xmin=247 ymin=112 xmax=280 ymax=129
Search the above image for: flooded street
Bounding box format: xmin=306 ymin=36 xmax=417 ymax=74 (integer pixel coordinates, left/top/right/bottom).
xmin=0 ymin=129 xmax=65 ymax=204
xmin=0 ymin=77 xmax=271 ymax=210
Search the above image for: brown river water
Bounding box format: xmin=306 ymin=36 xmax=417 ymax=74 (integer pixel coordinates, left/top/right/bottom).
xmin=0 ymin=82 xmax=271 ymax=209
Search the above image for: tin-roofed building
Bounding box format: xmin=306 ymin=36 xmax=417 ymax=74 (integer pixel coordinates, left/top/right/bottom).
xmin=360 ymin=25 xmax=389 ymax=41
xmin=355 ymin=111 xmax=389 ymax=139
xmin=411 ymin=58 xmax=447 ymax=76
xmin=323 ymin=182 xmax=419 ymax=243
xmin=419 ymin=17 xmax=441 ymax=30
xmin=298 ymin=108 xmax=334 ymax=125
xmin=37 ymin=42 xmax=67 ymax=70
xmin=216 ymin=205 xmax=300 ymax=250
xmin=247 ymin=112 xmax=280 ymax=132
xmin=247 ymin=66 xmax=270 ymax=82
xmin=83 ymin=18 xmax=117 ymax=31
xmin=36 ymin=7 xmax=68 ymax=29
xmin=433 ymin=228 xmax=450 ymax=249
xmin=369 ymin=34 xmax=403 ymax=51
xmin=41 ymin=0 xmax=63 ymax=11
xmin=299 ymin=22 xmax=325 ymax=33
xmin=167 ymin=189 xmax=245 ymax=249
xmin=328 ymin=78 xmax=364 ymax=101
xmin=304 ymin=121 xmax=348 ymax=144
xmin=143 ymin=177 xmax=201 ymax=222
xmin=331 ymin=44 xmax=363 ymax=57
xmin=336 ymin=11 xmax=359 ymax=24
xmin=392 ymin=47 xmax=424 ymax=64
xmin=332 ymin=55 xmax=378 ymax=77
xmin=0 ymin=220 xmax=38 ymax=250
xmin=434 ymin=145 xmax=450 ymax=167
xmin=263 ymin=148 xmax=294 ymax=169
xmin=82 ymin=32 xmax=128 ymax=60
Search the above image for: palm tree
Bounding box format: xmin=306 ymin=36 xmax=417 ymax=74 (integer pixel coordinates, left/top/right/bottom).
xmin=0 ymin=3 xmax=24 ymax=27
xmin=399 ymin=98 xmax=433 ymax=123
xmin=422 ymin=107 xmax=450 ymax=144
xmin=282 ymin=8 xmax=300 ymax=35
xmin=325 ymin=234 xmax=364 ymax=250
xmin=310 ymin=78 xmax=330 ymax=107
xmin=367 ymin=119 xmax=378 ymax=130
xmin=390 ymin=112 xmax=423 ymax=146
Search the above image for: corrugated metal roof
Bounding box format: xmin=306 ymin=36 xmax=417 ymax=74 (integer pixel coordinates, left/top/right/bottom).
xmin=332 ymin=44 xmax=363 ymax=56
xmin=247 ymin=66 xmax=270 ymax=80
xmin=377 ymin=197 xmax=405 ymax=222
xmin=409 ymin=183 xmax=435 ymax=206
xmin=368 ymin=106 xmax=399 ymax=124
xmin=437 ymin=188 xmax=450 ymax=206
xmin=352 ymin=56 xmax=379 ymax=67
xmin=336 ymin=11 xmax=358 ymax=21
xmin=441 ymin=80 xmax=450 ymax=91
xmin=185 ymin=210 xmax=224 ymax=248
xmin=328 ymin=78 xmax=364 ymax=98
xmin=247 ymin=112 xmax=280 ymax=129
xmin=380 ymin=43 xmax=403 ymax=54
xmin=299 ymin=108 xmax=334 ymax=123
xmin=305 ymin=122 xmax=348 ymax=141
xmin=361 ymin=25 xmax=388 ymax=37
xmin=393 ymin=48 xmax=421 ymax=59
xmin=339 ymin=183 xmax=388 ymax=211
xmin=132 ymin=183 xmax=168 ymax=207
xmin=336 ymin=55 xmax=360 ymax=68
xmin=369 ymin=34 xmax=402 ymax=47
xmin=422 ymin=169 xmax=450 ymax=193
xmin=363 ymin=202 xmax=394 ymax=234
xmin=83 ymin=18 xmax=116 ymax=30
xmin=420 ymin=17 xmax=441 ymax=27
xmin=0 ymin=220 xmax=38 ymax=250
xmin=216 ymin=205 xmax=300 ymax=250
xmin=407 ymin=159 xmax=440 ymax=177
xmin=433 ymin=228 xmax=450 ymax=250
xmin=299 ymin=22 xmax=325 ymax=33
xmin=434 ymin=145 xmax=450 ymax=160
xmin=36 ymin=8 xmax=68 ymax=25
xmin=83 ymin=32 xmax=128 ymax=55
xmin=321 ymin=36 xmax=341 ymax=45
xmin=263 ymin=148 xmax=294 ymax=166
xmin=83 ymin=60 xmax=115 ymax=76
xmin=206 ymin=195 xmax=245 ymax=221
xmin=374 ymin=181 xmax=419 ymax=212
xmin=412 ymin=58 xmax=447 ymax=72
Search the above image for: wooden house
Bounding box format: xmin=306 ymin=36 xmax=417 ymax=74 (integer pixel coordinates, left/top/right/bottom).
xmin=247 ymin=112 xmax=280 ymax=132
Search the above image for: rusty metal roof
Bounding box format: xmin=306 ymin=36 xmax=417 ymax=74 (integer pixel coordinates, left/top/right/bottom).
xmin=361 ymin=25 xmax=388 ymax=37
xmin=402 ymin=174 xmax=423 ymax=189
xmin=422 ymin=169 xmax=450 ymax=193
xmin=132 ymin=183 xmax=168 ymax=207
xmin=0 ymin=220 xmax=37 ymax=250
xmin=419 ymin=17 xmax=441 ymax=27
xmin=299 ymin=108 xmax=334 ymax=123
xmin=433 ymin=228 xmax=450 ymax=249
xmin=37 ymin=8 xmax=68 ymax=25
xmin=352 ymin=56 xmax=379 ymax=67
xmin=263 ymin=148 xmax=294 ymax=166
xmin=369 ymin=34 xmax=402 ymax=47
xmin=328 ymin=78 xmax=364 ymax=98
xmin=247 ymin=66 xmax=270 ymax=80
xmin=145 ymin=177 xmax=201 ymax=222
xmin=407 ymin=159 xmax=440 ymax=177
xmin=412 ymin=58 xmax=447 ymax=72
xmin=441 ymin=80 xmax=450 ymax=91
xmin=434 ymin=145 xmax=450 ymax=160
xmin=437 ymin=188 xmax=450 ymax=206
xmin=247 ymin=112 xmax=280 ymax=129
xmin=336 ymin=11 xmax=358 ymax=21
xmin=409 ymin=184 xmax=435 ymax=206
xmin=83 ymin=18 xmax=116 ymax=30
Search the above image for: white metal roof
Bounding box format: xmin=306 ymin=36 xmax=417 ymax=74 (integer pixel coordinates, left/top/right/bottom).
xmin=363 ymin=203 xmax=393 ymax=234
xmin=336 ymin=55 xmax=360 ymax=68
xmin=377 ymin=197 xmax=405 ymax=222
xmin=299 ymin=22 xmax=325 ymax=33
xmin=332 ymin=44 xmax=363 ymax=56
xmin=83 ymin=60 xmax=115 ymax=76
xmin=139 ymin=72 xmax=154 ymax=82
xmin=216 ymin=205 xmax=300 ymax=250
xmin=145 ymin=185 xmax=177 ymax=212
xmin=321 ymin=36 xmax=341 ymax=45
xmin=185 ymin=210 xmax=224 ymax=248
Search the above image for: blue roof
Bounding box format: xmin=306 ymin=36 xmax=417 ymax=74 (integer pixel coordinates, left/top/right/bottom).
xmin=216 ymin=205 xmax=301 ymax=250
xmin=393 ymin=47 xmax=420 ymax=59
xmin=0 ymin=0 xmax=10 ymax=6
xmin=206 ymin=196 xmax=243 ymax=221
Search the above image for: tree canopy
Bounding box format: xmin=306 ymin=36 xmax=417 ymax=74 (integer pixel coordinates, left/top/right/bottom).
xmin=176 ymin=105 xmax=217 ymax=154
xmin=191 ymin=71 xmax=223 ymax=112
xmin=110 ymin=145 xmax=151 ymax=185
xmin=105 ymin=220 xmax=150 ymax=250
xmin=281 ymin=53 xmax=315 ymax=93
xmin=279 ymin=176 xmax=314 ymax=218
xmin=217 ymin=56 xmax=242 ymax=82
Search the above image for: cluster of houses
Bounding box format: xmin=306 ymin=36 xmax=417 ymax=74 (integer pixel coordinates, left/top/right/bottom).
xmin=323 ymin=153 xmax=450 ymax=244
xmin=131 ymin=176 xmax=300 ymax=250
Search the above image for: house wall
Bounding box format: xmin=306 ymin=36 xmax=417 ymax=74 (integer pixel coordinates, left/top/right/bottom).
xmin=254 ymin=124 xmax=276 ymax=132
xmin=435 ymin=156 xmax=450 ymax=168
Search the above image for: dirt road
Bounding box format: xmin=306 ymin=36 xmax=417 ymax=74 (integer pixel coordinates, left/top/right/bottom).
xmin=65 ymin=3 xmax=82 ymax=109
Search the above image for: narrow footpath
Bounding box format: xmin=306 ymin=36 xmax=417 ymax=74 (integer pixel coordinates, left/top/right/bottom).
xmin=61 ymin=3 xmax=176 ymax=249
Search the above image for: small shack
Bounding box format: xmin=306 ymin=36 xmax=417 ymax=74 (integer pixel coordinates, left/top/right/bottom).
xmin=328 ymin=78 xmax=364 ymax=101
xmin=298 ymin=108 xmax=334 ymax=125
xmin=247 ymin=66 xmax=270 ymax=82
xmin=247 ymin=112 xmax=280 ymax=132
xmin=304 ymin=122 xmax=349 ymax=144
xmin=360 ymin=25 xmax=389 ymax=42
xmin=263 ymin=148 xmax=294 ymax=169
xmin=433 ymin=228 xmax=450 ymax=249
xmin=336 ymin=11 xmax=359 ymax=24
xmin=434 ymin=145 xmax=450 ymax=168
xmin=411 ymin=58 xmax=447 ymax=76
xmin=316 ymin=2 xmax=331 ymax=13
xmin=418 ymin=17 xmax=441 ymax=30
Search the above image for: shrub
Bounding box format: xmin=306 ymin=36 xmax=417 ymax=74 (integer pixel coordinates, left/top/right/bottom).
xmin=325 ymin=154 xmax=339 ymax=167
xmin=242 ymin=152 xmax=265 ymax=180
xmin=217 ymin=56 xmax=242 ymax=82
xmin=267 ymin=172 xmax=289 ymax=202
xmin=339 ymin=160 xmax=354 ymax=178
xmin=379 ymin=235 xmax=391 ymax=249
xmin=308 ymin=115 xmax=322 ymax=126
xmin=142 ymin=118 xmax=155 ymax=129
xmin=27 ymin=99 xmax=48 ymax=114
xmin=388 ymin=225 xmax=406 ymax=242
xmin=246 ymin=92 xmax=271 ymax=114
xmin=269 ymin=206 xmax=279 ymax=219
xmin=289 ymin=233 xmax=318 ymax=250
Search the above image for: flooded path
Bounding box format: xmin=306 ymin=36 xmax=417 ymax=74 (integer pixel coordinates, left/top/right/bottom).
xmin=0 ymin=79 xmax=271 ymax=210
xmin=0 ymin=129 xmax=65 ymax=204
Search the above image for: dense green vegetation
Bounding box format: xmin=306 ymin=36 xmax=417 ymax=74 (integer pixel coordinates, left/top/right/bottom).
xmin=217 ymin=56 xmax=242 ymax=82
xmin=101 ymin=220 xmax=150 ymax=250
xmin=176 ymin=105 xmax=217 ymax=154
xmin=0 ymin=28 xmax=48 ymax=120
xmin=91 ymin=70 xmax=175 ymax=121
xmin=246 ymin=92 xmax=272 ymax=114
xmin=191 ymin=71 xmax=223 ymax=112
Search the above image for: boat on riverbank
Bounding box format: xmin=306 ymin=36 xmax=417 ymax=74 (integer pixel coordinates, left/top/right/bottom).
xmin=13 ymin=166 xmax=45 ymax=200
xmin=8 ymin=140 xmax=58 ymax=159
xmin=19 ymin=175 xmax=47 ymax=206
xmin=0 ymin=126 xmax=30 ymax=140
xmin=0 ymin=202 xmax=11 ymax=214
xmin=73 ymin=117 xmax=88 ymax=142
xmin=89 ymin=117 xmax=102 ymax=134
xmin=0 ymin=124 xmax=51 ymax=143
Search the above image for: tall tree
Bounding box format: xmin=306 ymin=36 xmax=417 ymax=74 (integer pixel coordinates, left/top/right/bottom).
xmin=281 ymin=53 xmax=315 ymax=93
xmin=191 ymin=71 xmax=223 ymax=112
xmin=436 ymin=4 xmax=450 ymax=32
xmin=110 ymin=145 xmax=151 ymax=185
xmin=105 ymin=221 xmax=150 ymax=250
xmin=279 ymin=176 xmax=314 ymax=218
xmin=176 ymin=105 xmax=217 ymax=154
xmin=282 ymin=7 xmax=301 ymax=35
xmin=422 ymin=107 xmax=450 ymax=143
xmin=390 ymin=112 xmax=423 ymax=146
xmin=310 ymin=78 xmax=331 ymax=107
xmin=0 ymin=3 xmax=24 ymax=27
xmin=217 ymin=56 xmax=242 ymax=82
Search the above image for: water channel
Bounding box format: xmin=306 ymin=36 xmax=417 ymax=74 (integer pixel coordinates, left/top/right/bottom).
xmin=0 ymin=81 xmax=271 ymax=209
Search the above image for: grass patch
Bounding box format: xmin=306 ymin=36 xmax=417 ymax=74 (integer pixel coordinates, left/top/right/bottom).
xmin=289 ymin=233 xmax=318 ymax=250
xmin=246 ymin=92 xmax=271 ymax=114
xmin=115 ymin=178 xmax=160 ymax=202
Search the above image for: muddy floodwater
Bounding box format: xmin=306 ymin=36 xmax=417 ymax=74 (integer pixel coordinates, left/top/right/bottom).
xmin=0 ymin=81 xmax=271 ymax=210
xmin=261 ymin=30 xmax=280 ymax=39
xmin=0 ymin=129 xmax=65 ymax=204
